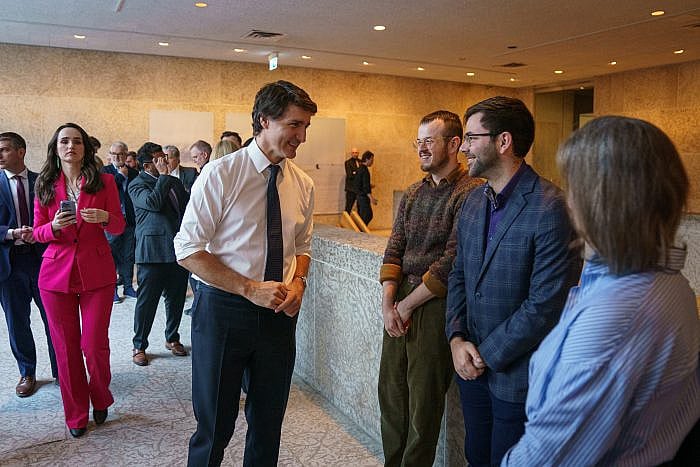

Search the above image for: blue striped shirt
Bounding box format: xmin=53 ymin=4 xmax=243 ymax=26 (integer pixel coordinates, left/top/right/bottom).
xmin=503 ymin=247 xmax=699 ymax=466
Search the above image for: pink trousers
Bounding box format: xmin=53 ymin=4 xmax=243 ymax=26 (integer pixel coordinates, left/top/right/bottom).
xmin=40 ymin=283 xmax=114 ymax=429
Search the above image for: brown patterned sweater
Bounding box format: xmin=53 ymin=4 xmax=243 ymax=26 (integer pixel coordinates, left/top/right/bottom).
xmin=380 ymin=164 xmax=484 ymax=297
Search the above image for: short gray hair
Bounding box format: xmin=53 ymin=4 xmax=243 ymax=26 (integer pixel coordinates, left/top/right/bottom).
xmin=163 ymin=145 xmax=180 ymax=158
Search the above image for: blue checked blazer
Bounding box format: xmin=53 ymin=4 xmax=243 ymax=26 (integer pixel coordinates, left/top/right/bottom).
xmin=446 ymin=164 xmax=581 ymax=403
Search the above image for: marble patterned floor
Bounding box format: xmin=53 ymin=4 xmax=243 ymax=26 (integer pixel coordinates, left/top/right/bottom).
xmin=0 ymin=293 xmax=383 ymax=466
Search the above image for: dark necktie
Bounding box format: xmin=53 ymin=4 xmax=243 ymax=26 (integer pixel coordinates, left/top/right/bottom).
xmin=14 ymin=175 xmax=30 ymax=227
xmin=264 ymin=164 xmax=283 ymax=282
xmin=168 ymin=187 xmax=180 ymax=219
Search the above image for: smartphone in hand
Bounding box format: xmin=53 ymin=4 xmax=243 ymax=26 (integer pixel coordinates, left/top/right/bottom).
xmin=59 ymin=199 xmax=76 ymax=216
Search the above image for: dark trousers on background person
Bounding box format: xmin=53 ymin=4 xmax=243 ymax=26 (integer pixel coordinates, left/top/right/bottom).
xmin=0 ymin=246 xmax=58 ymax=379
xmin=378 ymin=280 xmax=453 ymax=467
xmin=344 ymin=190 xmax=357 ymax=213
xmin=356 ymin=193 xmax=373 ymax=225
xmin=456 ymin=375 xmax=526 ymax=467
xmin=106 ymin=225 xmax=135 ymax=288
xmin=188 ymin=284 xmax=297 ymax=467
xmin=133 ymin=262 xmax=188 ymax=350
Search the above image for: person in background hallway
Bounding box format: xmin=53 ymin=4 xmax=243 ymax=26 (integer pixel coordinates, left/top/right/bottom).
xmin=503 ymin=116 xmax=699 ymax=466
xmin=0 ymin=131 xmax=58 ymax=397
xmin=33 ymin=123 xmax=125 ymax=437
xmin=102 ymin=141 xmax=138 ymax=302
xmin=446 ymin=97 xmax=581 ymax=467
xmin=220 ymin=131 xmax=242 ymax=149
xmin=190 ymin=140 xmax=212 ymax=172
xmin=175 ymin=80 xmax=316 ymax=466
xmin=164 ymin=145 xmax=197 ymax=193
xmin=212 ymin=140 xmax=238 ymax=161
xmin=128 ymin=142 xmax=190 ymax=367
xmin=378 ymin=111 xmax=483 ymax=466
xmin=89 ymin=136 xmax=103 ymax=167
xmin=354 ymin=150 xmax=377 ymax=226
xmin=125 ymin=151 xmax=138 ymax=170
xmin=344 ymin=147 xmax=360 ymax=212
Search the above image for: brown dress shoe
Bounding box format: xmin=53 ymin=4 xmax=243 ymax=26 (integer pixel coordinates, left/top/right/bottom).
xmin=16 ymin=376 xmax=36 ymax=397
xmin=165 ymin=341 xmax=188 ymax=356
xmin=132 ymin=349 xmax=149 ymax=366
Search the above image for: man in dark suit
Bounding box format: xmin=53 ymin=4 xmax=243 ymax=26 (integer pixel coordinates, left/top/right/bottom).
xmin=344 ymin=147 xmax=360 ymax=212
xmin=128 ymin=142 xmax=190 ymax=366
xmin=103 ymin=141 xmax=139 ymax=301
xmin=0 ymin=132 xmax=58 ymax=396
xmin=446 ymin=97 xmax=581 ymax=467
xmin=164 ymin=145 xmax=197 ymax=192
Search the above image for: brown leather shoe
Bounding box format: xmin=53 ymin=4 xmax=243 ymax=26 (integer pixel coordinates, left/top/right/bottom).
xmin=16 ymin=376 xmax=36 ymax=397
xmin=132 ymin=349 xmax=149 ymax=366
xmin=165 ymin=341 xmax=188 ymax=356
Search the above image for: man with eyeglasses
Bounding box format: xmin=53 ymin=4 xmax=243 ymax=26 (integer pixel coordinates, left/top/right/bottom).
xmin=445 ymin=96 xmax=581 ymax=467
xmin=102 ymin=141 xmax=139 ymax=301
xmin=379 ymin=110 xmax=483 ymax=466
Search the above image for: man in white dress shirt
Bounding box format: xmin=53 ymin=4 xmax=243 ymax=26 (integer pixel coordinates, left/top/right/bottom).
xmin=175 ymin=80 xmax=316 ymax=467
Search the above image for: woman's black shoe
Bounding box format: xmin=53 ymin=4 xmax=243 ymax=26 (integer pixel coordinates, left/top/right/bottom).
xmin=69 ymin=427 xmax=86 ymax=438
xmin=93 ymin=408 xmax=108 ymax=425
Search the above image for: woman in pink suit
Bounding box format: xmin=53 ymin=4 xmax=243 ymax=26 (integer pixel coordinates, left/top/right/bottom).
xmin=33 ymin=123 xmax=125 ymax=438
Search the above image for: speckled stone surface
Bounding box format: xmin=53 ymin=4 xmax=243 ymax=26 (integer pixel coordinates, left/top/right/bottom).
xmin=0 ymin=290 xmax=382 ymax=466
xmin=299 ymin=224 xmax=468 ymax=467
xmin=678 ymin=214 xmax=700 ymax=295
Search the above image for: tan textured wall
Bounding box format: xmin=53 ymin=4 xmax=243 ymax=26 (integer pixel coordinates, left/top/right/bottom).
xmin=594 ymin=60 xmax=700 ymax=213
xmin=0 ymin=43 xmax=531 ymax=229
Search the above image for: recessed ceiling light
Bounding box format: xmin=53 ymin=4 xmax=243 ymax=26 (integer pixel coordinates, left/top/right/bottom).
xmin=554 ymin=70 xmax=564 ymax=74
xmin=301 ymin=55 xmax=311 ymax=60
xmin=509 ymin=77 xmax=517 ymax=82
xmin=73 ymin=34 xmax=86 ymax=39
xmin=651 ymin=10 xmax=665 ymax=16
xmin=233 ymin=48 xmax=247 ymax=53
xmin=373 ymin=25 xmax=386 ymax=31
xmin=362 ymin=61 xmax=371 ymax=65
xmin=609 ymin=60 xmax=617 ymax=65
xmin=674 ymin=49 xmax=685 ymax=54
xmin=158 ymin=41 xmax=169 ymax=46
xmin=416 ymin=67 xmax=425 ymax=71
xmin=579 ymin=86 xmax=585 ymax=90
xmin=466 ymin=72 xmax=476 ymax=77
xmin=194 ymin=2 xmax=208 ymax=7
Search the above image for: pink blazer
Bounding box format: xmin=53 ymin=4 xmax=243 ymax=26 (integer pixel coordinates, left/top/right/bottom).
xmin=33 ymin=172 xmax=126 ymax=293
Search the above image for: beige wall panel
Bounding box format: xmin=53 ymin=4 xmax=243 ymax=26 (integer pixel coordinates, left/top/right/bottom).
xmin=622 ymin=65 xmax=678 ymax=113
xmin=678 ymin=61 xmax=700 ymax=109
xmin=594 ymin=59 xmax=700 ymax=213
xmin=0 ymin=44 xmax=63 ymax=97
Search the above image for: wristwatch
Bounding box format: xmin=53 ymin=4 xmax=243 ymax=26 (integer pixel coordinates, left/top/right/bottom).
xmin=294 ymin=275 xmax=308 ymax=288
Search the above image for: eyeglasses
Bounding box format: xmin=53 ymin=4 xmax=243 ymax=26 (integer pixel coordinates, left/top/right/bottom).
xmin=413 ymin=136 xmax=453 ymax=150
xmin=464 ymin=132 xmax=498 ymax=144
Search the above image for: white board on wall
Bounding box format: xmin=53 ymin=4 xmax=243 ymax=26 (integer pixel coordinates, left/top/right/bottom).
xmin=225 ymin=112 xmax=346 ymax=214
xmin=149 ymin=110 xmax=214 ymax=165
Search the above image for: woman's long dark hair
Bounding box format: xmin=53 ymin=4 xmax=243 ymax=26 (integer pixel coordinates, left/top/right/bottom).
xmin=36 ymin=123 xmax=104 ymax=206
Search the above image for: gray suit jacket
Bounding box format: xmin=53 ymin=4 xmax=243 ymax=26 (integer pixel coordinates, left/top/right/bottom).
xmin=128 ymin=172 xmax=189 ymax=264
xmin=178 ymin=166 xmax=198 ymax=192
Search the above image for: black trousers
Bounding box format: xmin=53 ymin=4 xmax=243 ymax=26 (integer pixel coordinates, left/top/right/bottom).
xmin=187 ymin=284 xmax=297 ymax=467
xmin=344 ymin=190 xmax=357 ymax=213
xmin=357 ymin=194 xmax=373 ymax=225
xmin=132 ymin=262 xmax=188 ymax=350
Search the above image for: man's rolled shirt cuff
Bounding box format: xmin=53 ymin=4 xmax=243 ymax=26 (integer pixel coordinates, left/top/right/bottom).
xmin=379 ymin=263 xmax=402 ymax=284
xmin=422 ymin=271 xmax=447 ymax=297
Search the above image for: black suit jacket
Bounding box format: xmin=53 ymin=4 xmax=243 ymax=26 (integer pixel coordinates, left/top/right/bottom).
xmin=0 ymin=170 xmax=45 ymax=281
xmin=177 ymin=166 xmax=198 ymax=192
xmin=102 ymin=164 xmax=139 ymax=226
xmin=344 ymin=158 xmax=360 ymax=192
xmin=128 ymin=172 xmax=189 ymax=264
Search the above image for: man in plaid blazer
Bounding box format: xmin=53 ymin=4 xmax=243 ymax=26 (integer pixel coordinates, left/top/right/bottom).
xmin=445 ymin=96 xmax=581 ymax=467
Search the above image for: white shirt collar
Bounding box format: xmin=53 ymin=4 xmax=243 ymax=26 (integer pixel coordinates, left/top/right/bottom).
xmin=3 ymin=166 xmax=28 ymax=179
xmin=248 ymin=138 xmax=287 ymax=174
